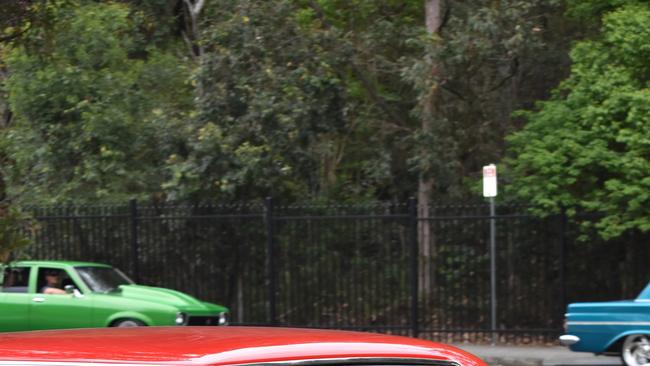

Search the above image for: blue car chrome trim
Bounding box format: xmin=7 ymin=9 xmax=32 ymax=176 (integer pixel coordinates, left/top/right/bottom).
xmin=568 ymin=321 xmax=650 ymax=326
xmin=559 ymin=335 xmax=580 ymax=346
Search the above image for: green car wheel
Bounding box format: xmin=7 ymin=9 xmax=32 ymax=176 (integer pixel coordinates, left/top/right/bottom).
xmin=112 ymin=319 xmax=145 ymax=327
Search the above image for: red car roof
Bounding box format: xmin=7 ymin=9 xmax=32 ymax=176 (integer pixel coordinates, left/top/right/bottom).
xmin=0 ymin=327 xmax=485 ymax=366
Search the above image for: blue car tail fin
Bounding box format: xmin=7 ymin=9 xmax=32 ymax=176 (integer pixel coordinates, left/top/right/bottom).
xmin=637 ymin=283 xmax=650 ymax=300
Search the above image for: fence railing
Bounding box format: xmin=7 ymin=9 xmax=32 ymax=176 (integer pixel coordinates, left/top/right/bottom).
xmin=17 ymin=199 xmax=650 ymax=344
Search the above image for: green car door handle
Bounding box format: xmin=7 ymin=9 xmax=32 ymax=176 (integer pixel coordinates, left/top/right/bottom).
xmin=32 ymin=297 xmax=45 ymax=303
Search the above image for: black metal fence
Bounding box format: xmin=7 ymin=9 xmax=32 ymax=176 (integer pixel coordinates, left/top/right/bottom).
xmin=17 ymin=199 xmax=650 ymax=344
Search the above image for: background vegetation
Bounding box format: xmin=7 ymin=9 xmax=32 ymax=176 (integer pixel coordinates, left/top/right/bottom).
xmin=0 ymin=0 xmax=647 ymax=239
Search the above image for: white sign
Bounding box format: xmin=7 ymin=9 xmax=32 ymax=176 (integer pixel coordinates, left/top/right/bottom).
xmin=483 ymin=164 xmax=497 ymax=197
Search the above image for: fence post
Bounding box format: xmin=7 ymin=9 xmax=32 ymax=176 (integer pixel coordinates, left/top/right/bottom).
xmin=409 ymin=197 xmax=419 ymax=338
xmin=489 ymin=197 xmax=497 ymax=345
xmin=559 ymin=208 xmax=567 ymax=311
xmin=265 ymin=197 xmax=277 ymax=325
xmin=129 ymin=199 xmax=140 ymax=283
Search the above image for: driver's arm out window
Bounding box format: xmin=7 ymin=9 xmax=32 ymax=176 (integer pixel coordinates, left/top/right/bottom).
xmin=37 ymin=267 xmax=81 ymax=294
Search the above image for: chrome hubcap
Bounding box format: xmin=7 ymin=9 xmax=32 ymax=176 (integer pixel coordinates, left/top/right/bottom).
xmin=116 ymin=320 xmax=140 ymax=327
xmin=623 ymin=335 xmax=650 ymax=366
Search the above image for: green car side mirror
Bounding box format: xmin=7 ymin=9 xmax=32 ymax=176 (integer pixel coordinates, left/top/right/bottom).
xmin=65 ymin=285 xmax=83 ymax=298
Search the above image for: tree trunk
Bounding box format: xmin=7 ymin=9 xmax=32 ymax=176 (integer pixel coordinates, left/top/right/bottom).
xmin=0 ymin=68 xmax=9 ymax=202
xmin=418 ymin=0 xmax=443 ymax=296
xmin=425 ymin=0 xmax=442 ymax=34
xmin=182 ymin=0 xmax=206 ymax=97
xmin=182 ymin=0 xmax=206 ymax=59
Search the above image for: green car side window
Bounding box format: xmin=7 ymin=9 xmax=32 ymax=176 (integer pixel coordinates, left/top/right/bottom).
xmin=37 ymin=267 xmax=82 ymax=294
xmin=1 ymin=267 xmax=31 ymax=293
xmin=75 ymin=266 xmax=133 ymax=293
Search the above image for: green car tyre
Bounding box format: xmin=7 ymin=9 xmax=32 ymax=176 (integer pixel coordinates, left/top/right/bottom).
xmin=112 ymin=319 xmax=146 ymax=327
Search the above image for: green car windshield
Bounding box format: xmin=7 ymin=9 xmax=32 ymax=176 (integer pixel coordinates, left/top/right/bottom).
xmin=75 ymin=266 xmax=134 ymax=293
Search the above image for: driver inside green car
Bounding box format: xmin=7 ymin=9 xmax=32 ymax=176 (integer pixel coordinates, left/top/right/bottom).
xmin=40 ymin=269 xmax=66 ymax=295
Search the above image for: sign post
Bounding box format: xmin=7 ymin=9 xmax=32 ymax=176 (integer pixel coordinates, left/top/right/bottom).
xmin=483 ymin=164 xmax=497 ymax=345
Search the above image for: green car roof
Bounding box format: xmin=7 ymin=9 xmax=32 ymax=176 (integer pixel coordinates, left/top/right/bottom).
xmin=7 ymin=260 xmax=112 ymax=267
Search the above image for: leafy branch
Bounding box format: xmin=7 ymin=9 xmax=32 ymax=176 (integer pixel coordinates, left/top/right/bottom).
xmin=0 ymin=203 xmax=37 ymax=264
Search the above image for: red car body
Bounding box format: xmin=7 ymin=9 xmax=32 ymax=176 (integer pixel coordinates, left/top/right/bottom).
xmin=0 ymin=327 xmax=486 ymax=366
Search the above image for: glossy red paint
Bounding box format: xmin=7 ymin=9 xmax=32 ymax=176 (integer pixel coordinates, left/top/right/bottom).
xmin=0 ymin=327 xmax=487 ymax=366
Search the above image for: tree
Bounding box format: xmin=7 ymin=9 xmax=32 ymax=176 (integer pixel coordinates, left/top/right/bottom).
xmin=416 ymin=0 xmax=442 ymax=295
xmin=0 ymin=0 xmax=571 ymax=206
xmin=400 ymin=0 xmax=563 ymax=292
xmin=168 ymin=0 xmax=564 ymax=204
xmin=1 ymin=0 xmax=64 ymax=195
xmin=507 ymin=4 xmax=650 ymax=239
xmin=2 ymin=2 xmax=192 ymax=203
xmin=165 ymin=0 xmax=352 ymax=201
xmin=0 ymin=204 xmax=35 ymax=263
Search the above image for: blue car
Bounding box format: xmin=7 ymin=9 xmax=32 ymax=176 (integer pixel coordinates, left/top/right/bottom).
xmin=561 ymin=284 xmax=650 ymax=366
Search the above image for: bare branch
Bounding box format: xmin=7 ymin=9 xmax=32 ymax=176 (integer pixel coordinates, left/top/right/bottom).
xmin=441 ymin=85 xmax=466 ymax=100
xmin=181 ymin=30 xmax=197 ymax=59
xmin=183 ymin=0 xmax=206 ymax=18
xmin=487 ymin=57 xmax=519 ymax=93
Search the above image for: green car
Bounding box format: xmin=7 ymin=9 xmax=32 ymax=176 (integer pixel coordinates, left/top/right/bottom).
xmin=0 ymin=260 xmax=229 ymax=331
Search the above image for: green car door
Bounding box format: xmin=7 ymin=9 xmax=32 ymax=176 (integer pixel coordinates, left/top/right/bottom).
xmin=29 ymin=266 xmax=92 ymax=330
xmin=0 ymin=266 xmax=31 ymax=332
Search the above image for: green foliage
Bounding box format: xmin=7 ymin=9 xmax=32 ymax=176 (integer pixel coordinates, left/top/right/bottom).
xmin=2 ymin=2 xmax=192 ymax=203
xmin=0 ymin=205 xmax=36 ymax=263
xmin=402 ymin=0 xmax=559 ymax=196
xmin=165 ymin=0 xmax=564 ymax=202
xmin=0 ymin=0 xmax=575 ymax=205
xmin=507 ymin=5 xmax=650 ymax=238
xmin=167 ymin=0 xmax=413 ymax=201
xmin=566 ymin=0 xmax=641 ymax=20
